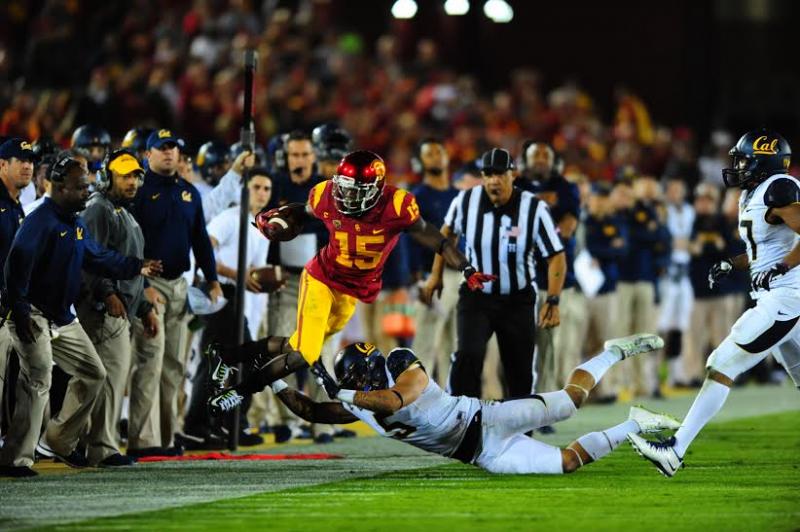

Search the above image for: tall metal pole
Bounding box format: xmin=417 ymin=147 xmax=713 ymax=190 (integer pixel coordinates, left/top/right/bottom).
xmin=228 ymin=48 xmax=257 ymax=451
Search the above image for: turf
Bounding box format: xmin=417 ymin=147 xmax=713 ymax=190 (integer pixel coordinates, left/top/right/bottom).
xmin=26 ymin=410 xmax=800 ymax=531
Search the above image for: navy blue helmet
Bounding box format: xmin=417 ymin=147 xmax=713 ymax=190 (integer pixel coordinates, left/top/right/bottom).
xmin=333 ymin=343 xmax=388 ymax=392
xmin=196 ymin=141 xmax=230 ymax=181
xmin=312 ymin=123 xmax=353 ymax=162
xmin=71 ymin=124 xmax=111 ymax=171
xmin=722 ymin=129 xmax=791 ymax=189
xmin=121 ymin=127 xmax=154 ymax=154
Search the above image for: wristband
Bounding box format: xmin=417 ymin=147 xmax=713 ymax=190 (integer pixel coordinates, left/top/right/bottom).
xmin=462 ymin=265 xmax=476 ymax=280
xmin=270 ymin=379 xmax=289 ymax=394
xmin=337 ymin=389 xmax=356 ymax=404
xmin=546 ymin=295 xmax=560 ymax=306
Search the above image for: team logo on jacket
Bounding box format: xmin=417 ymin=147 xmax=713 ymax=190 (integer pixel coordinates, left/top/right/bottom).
xmin=181 ymin=191 xmax=192 ymax=202
xmin=76 ymin=227 xmax=84 ymax=240
xmin=333 ymin=220 xmax=342 ymax=229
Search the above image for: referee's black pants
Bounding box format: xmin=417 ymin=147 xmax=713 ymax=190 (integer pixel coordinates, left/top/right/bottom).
xmin=449 ymin=285 xmax=537 ymax=399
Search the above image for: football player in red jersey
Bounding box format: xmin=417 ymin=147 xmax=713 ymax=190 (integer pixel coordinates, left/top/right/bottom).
xmin=208 ymin=150 xmax=494 ymax=414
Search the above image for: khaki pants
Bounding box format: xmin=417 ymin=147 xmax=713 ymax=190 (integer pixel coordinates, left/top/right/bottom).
xmin=0 ymin=309 xmax=106 ymax=467
xmin=552 ymin=288 xmax=588 ymax=389
xmin=80 ymin=311 xmax=131 ymax=465
xmin=721 ymin=293 xmax=746 ymax=331
xmin=586 ymin=291 xmax=624 ymax=395
xmin=412 ymin=268 xmax=460 ymax=386
xmin=683 ymin=297 xmax=729 ymax=382
xmin=268 ymin=272 xmax=338 ymax=437
xmin=616 ymin=281 xmax=658 ymax=396
xmin=0 ymin=325 xmax=12 ymax=432
xmin=129 ymin=276 xmax=188 ymax=449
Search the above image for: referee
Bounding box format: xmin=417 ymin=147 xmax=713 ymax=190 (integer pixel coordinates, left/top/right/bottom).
xmin=430 ymin=148 xmax=566 ymax=399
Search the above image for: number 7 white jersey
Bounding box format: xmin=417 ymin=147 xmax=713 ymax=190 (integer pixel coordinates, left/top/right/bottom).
xmin=738 ymin=173 xmax=800 ymax=293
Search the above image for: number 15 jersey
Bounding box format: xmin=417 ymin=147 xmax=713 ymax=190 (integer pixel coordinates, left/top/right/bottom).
xmin=304 ymin=181 xmax=420 ymax=303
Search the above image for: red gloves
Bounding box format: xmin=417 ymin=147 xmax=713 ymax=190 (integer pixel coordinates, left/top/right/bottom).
xmin=253 ymin=207 xmax=289 ymax=240
xmin=463 ymin=266 xmax=497 ymax=291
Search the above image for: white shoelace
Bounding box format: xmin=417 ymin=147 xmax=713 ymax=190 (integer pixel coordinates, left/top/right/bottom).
xmin=218 ymin=392 xmax=242 ymax=411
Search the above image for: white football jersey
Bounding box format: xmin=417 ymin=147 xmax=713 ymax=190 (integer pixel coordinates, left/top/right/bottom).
xmin=738 ymin=173 xmax=800 ymax=292
xmin=342 ymin=355 xmax=480 ymax=458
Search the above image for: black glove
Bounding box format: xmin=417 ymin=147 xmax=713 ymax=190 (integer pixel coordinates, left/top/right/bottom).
xmin=708 ymin=259 xmax=733 ymax=290
xmin=311 ymin=360 xmax=340 ymax=400
xmin=751 ymin=262 xmax=790 ymax=292
xmin=13 ymin=313 xmax=42 ymax=344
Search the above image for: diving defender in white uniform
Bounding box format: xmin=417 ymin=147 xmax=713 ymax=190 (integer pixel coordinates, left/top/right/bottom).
xmin=629 ymin=129 xmax=800 ymax=477
xmin=262 ymin=335 xmax=677 ymax=475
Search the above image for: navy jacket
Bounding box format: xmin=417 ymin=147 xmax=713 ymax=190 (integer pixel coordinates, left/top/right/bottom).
xmin=3 ymin=198 xmax=143 ymax=325
xmin=585 ymin=213 xmax=629 ymax=294
xmin=517 ymin=174 xmax=581 ymax=290
xmin=130 ymin=169 xmax=218 ymax=281
xmin=0 ymin=180 xmax=25 ymax=292
xmin=619 ymin=201 xmax=672 ymax=283
xmin=408 ymin=183 xmax=459 ymax=274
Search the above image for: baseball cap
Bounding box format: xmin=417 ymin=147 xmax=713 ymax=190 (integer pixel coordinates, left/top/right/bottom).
xmin=481 ymin=148 xmax=514 ymax=175
xmin=108 ymin=152 xmax=144 ymax=176
xmin=0 ymin=138 xmax=35 ymax=161
xmin=146 ymin=129 xmax=180 ymax=150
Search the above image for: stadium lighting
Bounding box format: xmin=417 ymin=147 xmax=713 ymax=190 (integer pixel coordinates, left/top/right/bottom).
xmin=483 ymin=0 xmax=513 ymax=23
xmin=391 ymin=0 xmax=418 ymax=19
xmin=444 ymin=0 xmax=470 ymax=16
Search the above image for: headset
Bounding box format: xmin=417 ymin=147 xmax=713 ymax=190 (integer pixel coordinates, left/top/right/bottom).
xmin=96 ymin=148 xmax=143 ymax=192
xmin=49 ymin=153 xmax=84 ymax=183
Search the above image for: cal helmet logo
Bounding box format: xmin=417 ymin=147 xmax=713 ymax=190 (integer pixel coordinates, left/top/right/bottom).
xmin=752 ymin=136 xmax=779 ymax=155
xmin=158 ymin=129 xmax=173 ymax=139
xmin=20 ymin=142 xmax=32 ymax=151
xmin=181 ymin=191 xmax=192 ymax=202
xmin=355 ymin=342 xmax=376 ymax=355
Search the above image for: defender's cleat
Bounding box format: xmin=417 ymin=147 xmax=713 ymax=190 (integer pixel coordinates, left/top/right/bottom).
xmin=206 ymin=343 xmax=236 ymax=389
xmin=627 ymin=433 xmax=684 ymax=478
xmin=604 ymin=333 xmax=664 ymax=360
xmin=208 ymin=388 xmax=244 ymax=416
xmin=628 ymin=405 xmax=681 ymax=434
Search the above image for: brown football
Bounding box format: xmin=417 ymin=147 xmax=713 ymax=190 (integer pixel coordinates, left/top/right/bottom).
xmin=250 ymin=265 xmax=286 ymax=293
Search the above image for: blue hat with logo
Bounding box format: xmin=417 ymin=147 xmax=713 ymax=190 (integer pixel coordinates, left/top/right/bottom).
xmin=146 ymin=129 xmax=180 ymax=150
xmin=0 ymin=137 xmax=35 ymax=161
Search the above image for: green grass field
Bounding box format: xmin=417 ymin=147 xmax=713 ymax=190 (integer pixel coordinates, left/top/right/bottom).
xmin=1 ymin=384 xmax=798 ymax=531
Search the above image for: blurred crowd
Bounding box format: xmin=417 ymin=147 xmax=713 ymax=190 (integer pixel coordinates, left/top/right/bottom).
xmin=0 ymin=0 xmax=791 ymax=474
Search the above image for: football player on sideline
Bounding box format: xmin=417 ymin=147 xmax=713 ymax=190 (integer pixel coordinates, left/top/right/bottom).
xmin=207 ymin=150 xmax=495 ymax=410
xmin=629 ymin=129 xmax=800 ymax=477
xmin=267 ymin=334 xmax=676 ymax=475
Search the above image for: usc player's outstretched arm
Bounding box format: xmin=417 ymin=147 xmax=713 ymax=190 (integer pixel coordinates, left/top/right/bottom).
xmin=406 ymin=217 xmax=468 ymax=270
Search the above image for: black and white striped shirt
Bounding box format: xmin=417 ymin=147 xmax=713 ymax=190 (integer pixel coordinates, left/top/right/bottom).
xmin=444 ymin=186 xmax=563 ymax=295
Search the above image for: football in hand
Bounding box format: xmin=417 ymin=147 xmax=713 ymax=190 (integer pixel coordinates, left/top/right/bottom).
xmin=250 ymin=265 xmax=286 ymax=293
xmin=254 ymin=204 xmax=304 ymax=241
